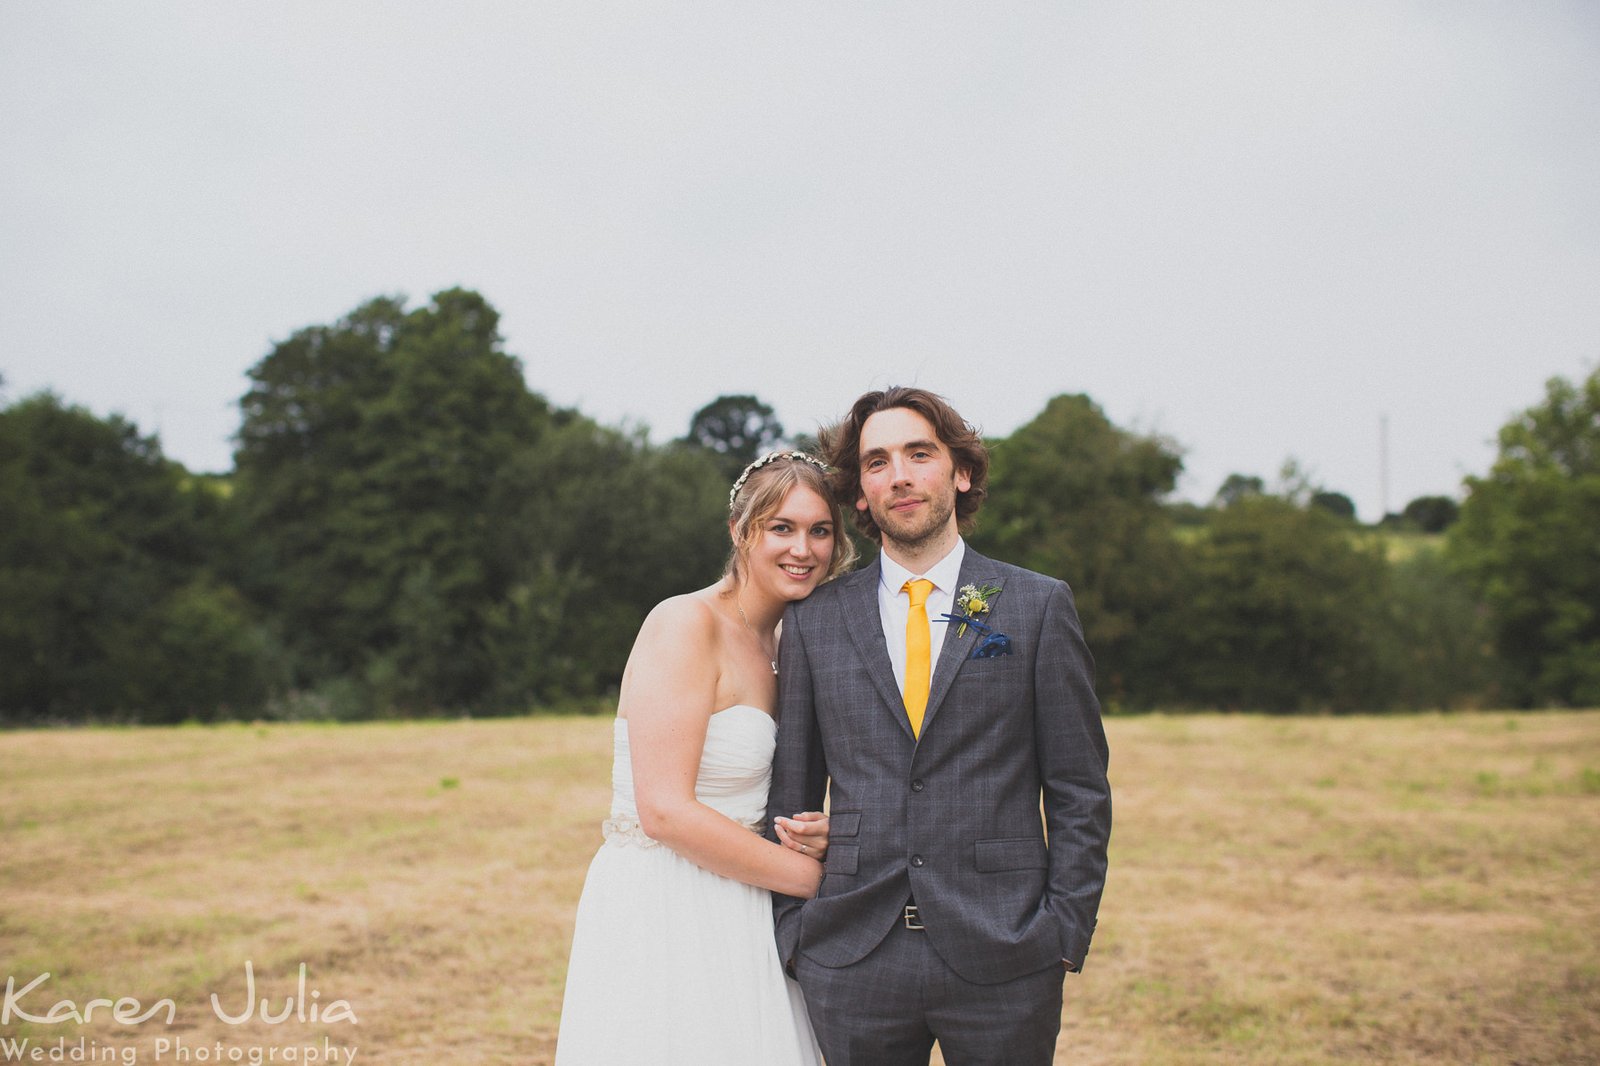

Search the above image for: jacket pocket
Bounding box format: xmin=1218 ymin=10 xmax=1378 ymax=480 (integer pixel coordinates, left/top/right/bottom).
xmin=824 ymin=844 xmax=859 ymax=876
xmin=974 ymin=837 xmax=1047 ymax=872
xmin=827 ymin=811 xmax=861 ymax=837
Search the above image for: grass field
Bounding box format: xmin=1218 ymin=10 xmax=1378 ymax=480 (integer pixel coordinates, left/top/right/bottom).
xmin=2 ymin=711 xmax=1597 ymax=1065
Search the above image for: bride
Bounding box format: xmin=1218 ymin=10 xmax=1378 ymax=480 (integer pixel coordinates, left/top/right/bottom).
xmin=555 ymin=450 xmax=856 ymax=1065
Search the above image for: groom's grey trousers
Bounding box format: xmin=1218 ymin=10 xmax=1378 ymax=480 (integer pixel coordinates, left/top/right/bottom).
xmin=796 ymin=920 xmax=1065 ymax=1066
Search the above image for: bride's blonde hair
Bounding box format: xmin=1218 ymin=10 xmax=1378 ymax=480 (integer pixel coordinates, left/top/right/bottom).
xmin=725 ymin=454 xmax=856 ymax=587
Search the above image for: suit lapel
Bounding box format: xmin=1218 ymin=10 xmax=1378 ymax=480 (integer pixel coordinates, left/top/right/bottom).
xmin=920 ymin=549 xmax=1005 ymax=738
xmin=840 ymin=560 xmax=914 ymax=739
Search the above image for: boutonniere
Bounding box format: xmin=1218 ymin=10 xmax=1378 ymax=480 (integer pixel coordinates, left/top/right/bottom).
xmin=939 ymin=583 xmax=1012 ymax=659
xmin=951 ymin=584 xmax=1002 ymax=638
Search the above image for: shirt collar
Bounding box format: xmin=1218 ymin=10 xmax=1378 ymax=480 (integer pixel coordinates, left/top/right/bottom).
xmin=879 ymin=538 xmax=966 ymax=597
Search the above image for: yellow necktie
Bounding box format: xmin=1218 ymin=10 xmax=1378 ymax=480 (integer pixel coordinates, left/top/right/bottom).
xmin=903 ymin=579 xmax=934 ymax=737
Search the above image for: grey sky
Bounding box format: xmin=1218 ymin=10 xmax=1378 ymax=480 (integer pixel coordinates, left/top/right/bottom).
xmin=3 ymin=2 xmax=1596 ymax=520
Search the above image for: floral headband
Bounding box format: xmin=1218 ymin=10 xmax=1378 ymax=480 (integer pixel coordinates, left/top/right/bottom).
xmin=728 ymin=450 xmax=831 ymax=509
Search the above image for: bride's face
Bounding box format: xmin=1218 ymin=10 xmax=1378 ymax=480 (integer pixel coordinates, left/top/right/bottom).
xmin=740 ymin=485 xmax=836 ymax=605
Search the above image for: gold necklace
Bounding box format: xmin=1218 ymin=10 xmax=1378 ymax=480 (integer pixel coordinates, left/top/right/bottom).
xmin=735 ymin=594 xmax=779 ymax=676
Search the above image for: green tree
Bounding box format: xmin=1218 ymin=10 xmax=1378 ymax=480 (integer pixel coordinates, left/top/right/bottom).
xmin=1215 ymin=473 xmax=1265 ymax=508
xmin=684 ymin=394 xmax=784 ymax=479
xmin=1449 ymin=367 xmax=1600 ymax=706
xmin=1311 ymin=491 xmax=1357 ymax=520
xmin=232 ymin=289 xmax=734 ymax=715
xmin=971 ymin=394 xmax=1185 ymax=705
xmin=0 ymin=394 xmax=274 ymax=721
xmin=1402 ymin=495 xmax=1460 ymax=533
xmin=480 ymin=418 xmax=727 ymax=706
xmin=1376 ymin=548 xmax=1495 ymax=709
xmin=233 ymin=290 xmax=558 ymax=712
xmin=1154 ymin=496 xmax=1392 ymax=711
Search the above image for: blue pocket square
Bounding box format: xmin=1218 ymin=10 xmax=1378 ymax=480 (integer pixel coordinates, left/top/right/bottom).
xmin=971 ymin=631 xmax=1013 ymax=658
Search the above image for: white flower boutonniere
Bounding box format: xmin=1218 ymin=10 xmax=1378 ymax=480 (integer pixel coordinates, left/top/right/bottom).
xmin=952 ymin=583 xmax=1002 ymax=637
xmin=940 ymin=583 xmax=1012 ymax=658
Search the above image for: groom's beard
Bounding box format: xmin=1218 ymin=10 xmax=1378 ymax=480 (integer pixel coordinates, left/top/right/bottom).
xmin=872 ymin=488 xmax=957 ymax=553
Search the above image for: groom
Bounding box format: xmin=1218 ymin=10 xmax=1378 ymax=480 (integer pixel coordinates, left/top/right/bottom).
xmin=768 ymin=387 xmax=1111 ymax=1066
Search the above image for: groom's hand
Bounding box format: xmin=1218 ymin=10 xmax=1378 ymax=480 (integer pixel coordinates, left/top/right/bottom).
xmin=775 ymin=811 xmax=829 ymax=861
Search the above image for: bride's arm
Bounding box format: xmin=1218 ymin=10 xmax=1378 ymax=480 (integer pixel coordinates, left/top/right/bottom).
xmin=625 ymin=597 xmax=823 ymax=900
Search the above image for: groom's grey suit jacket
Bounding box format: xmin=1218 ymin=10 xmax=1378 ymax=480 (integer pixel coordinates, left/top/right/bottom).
xmin=768 ymin=547 xmax=1111 ymax=986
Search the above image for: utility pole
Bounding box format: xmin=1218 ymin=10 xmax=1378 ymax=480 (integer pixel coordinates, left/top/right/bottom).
xmin=1379 ymin=413 xmax=1390 ymax=521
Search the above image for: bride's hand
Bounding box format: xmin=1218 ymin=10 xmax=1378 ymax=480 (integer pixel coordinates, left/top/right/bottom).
xmin=775 ymin=811 xmax=829 ymax=861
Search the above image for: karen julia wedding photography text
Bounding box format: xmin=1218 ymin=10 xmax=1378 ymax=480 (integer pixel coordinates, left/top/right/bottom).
xmin=2 ymin=963 xmax=357 ymax=1066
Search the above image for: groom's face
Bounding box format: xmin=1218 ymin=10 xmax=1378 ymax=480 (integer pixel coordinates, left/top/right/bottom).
xmin=855 ymin=407 xmax=972 ymax=550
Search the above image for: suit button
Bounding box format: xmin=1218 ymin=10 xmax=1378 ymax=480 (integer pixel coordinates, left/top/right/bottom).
xmin=911 ymin=779 xmax=925 ymax=792
xmin=911 ymin=855 xmax=926 ymax=867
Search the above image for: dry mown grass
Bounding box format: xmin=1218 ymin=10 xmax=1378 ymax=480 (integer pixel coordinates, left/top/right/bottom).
xmin=2 ymin=712 xmax=1597 ymax=1064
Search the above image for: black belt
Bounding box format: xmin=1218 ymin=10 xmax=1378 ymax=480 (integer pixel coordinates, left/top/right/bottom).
xmin=903 ymin=899 xmax=925 ymax=930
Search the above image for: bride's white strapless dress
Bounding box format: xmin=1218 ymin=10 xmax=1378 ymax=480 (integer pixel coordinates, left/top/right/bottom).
xmin=554 ymin=705 xmax=822 ymax=1065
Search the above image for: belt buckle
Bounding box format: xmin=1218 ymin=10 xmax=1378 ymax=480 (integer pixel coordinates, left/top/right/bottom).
xmin=903 ymin=904 xmax=924 ymax=931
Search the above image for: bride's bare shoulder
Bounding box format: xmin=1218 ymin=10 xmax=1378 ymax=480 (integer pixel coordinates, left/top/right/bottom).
xmin=619 ymin=589 xmax=727 ymax=712
xmin=635 ymin=587 xmax=726 ymax=648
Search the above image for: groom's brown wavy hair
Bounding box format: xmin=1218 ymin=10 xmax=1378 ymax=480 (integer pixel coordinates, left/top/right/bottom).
xmin=820 ymin=386 xmax=990 ymax=545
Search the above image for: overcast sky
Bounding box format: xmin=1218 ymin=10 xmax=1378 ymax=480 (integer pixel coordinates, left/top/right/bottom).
xmin=3 ymin=2 xmax=1596 ymax=520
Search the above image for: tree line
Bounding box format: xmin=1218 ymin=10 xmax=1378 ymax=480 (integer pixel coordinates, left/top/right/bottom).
xmin=2 ymin=289 xmax=1595 ymax=723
